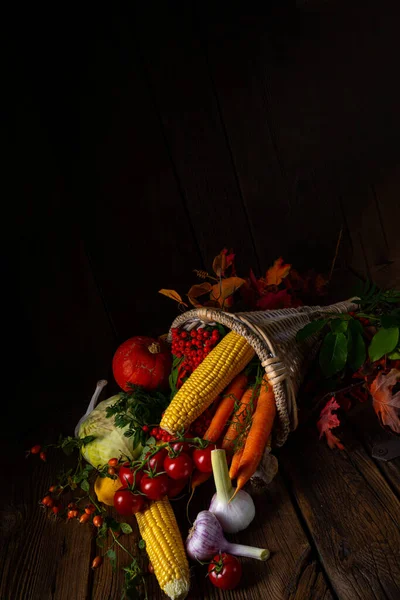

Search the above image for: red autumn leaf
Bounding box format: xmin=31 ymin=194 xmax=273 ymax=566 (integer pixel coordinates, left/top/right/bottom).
xmin=317 ymin=397 xmax=345 ymax=450
xmin=266 ymin=257 xmax=291 ymax=286
xmin=257 ymin=289 xmax=292 ymax=310
xmin=369 ymin=368 xmax=400 ymax=434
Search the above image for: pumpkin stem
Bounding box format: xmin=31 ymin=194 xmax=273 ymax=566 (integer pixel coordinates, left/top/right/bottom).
xmin=148 ymin=342 xmax=161 ymax=354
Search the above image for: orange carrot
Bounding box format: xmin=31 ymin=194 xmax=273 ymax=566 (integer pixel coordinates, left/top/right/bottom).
xmin=233 ymin=375 xmax=276 ymax=497
xmin=229 ymin=446 xmax=244 ymax=480
xmin=221 ymin=385 xmax=258 ymax=453
xmin=203 ymin=373 xmax=248 ymax=442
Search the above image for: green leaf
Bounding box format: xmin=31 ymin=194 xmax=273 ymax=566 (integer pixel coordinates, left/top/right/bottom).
xmin=388 ymin=349 xmax=400 ymax=360
xmin=80 ymin=479 xmax=90 ymax=492
xmin=107 ymin=548 xmax=117 ymax=572
xmin=348 ymin=318 xmax=364 ymax=335
xmin=146 ymin=436 xmax=156 ymax=446
xmin=319 ymin=332 xmax=348 ymax=376
xmin=296 ymin=319 xmax=328 ymax=342
xmin=330 ymin=319 xmax=349 ymax=334
xmin=138 ymin=539 xmax=146 ymax=550
xmin=347 ymin=331 xmax=366 ymax=371
xmin=368 ymin=327 xmax=399 ymax=362
xmin=120 ymin=523 xmax=133 ymax=534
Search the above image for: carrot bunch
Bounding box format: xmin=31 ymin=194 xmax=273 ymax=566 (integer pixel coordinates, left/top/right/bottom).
xmin=231 ymin=374 xmax=276 ymax=497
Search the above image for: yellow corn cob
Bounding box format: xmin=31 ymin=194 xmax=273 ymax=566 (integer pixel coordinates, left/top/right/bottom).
xmin=161 ymin=331 xmax=255 ymax=434
xmin=136 ymin=497 xmax=190 ymax=600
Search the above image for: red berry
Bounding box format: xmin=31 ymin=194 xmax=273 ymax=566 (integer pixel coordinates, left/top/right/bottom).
xmin=151 ymin=428 xmax=158 ymax=436
xmin=41 ymin=495 xmax=53 ymax=507
xmin=190 ymin=330 xmax=197 ymax=338
xmin=93 ymin=515 xmax=103 ymax=528
xmin=181 ymin=331 xmax=187 ymax=339
xmin=30 ymin=444 xmax=41 ymax=454
xmin=142 ymin=425 xmax=149 ymax=432
xmin=203 ymin=331 xmax=210 ymax=339
xmin=108 ymin=457 xmax=119 ymax=467
xmin=67 ymin=509 xmax=78 ymax=520
xmin=85 ymin=504 xmax=96 ymax=514
xmin=80 ymin=513 xmax=90 ymax=524
xmin=92 ymin=556 xmax=103 ymax=569
xmin=52 ymin=504 xmax=61 ymax=515
xmin=68 ymin=502 xmax=77 ymax=510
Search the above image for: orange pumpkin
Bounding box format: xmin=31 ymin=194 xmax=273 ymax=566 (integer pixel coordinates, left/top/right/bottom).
xmin=112 ymin=336 xmax=172 ymax=392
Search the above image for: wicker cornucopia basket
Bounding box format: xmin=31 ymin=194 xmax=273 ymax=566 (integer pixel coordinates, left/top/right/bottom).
xmin=168 ymin=299 xmax=358 ymax=449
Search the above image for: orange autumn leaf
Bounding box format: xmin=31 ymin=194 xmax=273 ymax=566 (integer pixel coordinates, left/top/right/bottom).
xmin=210 ymin=277 xmax=246 ymax=309
xmin=187 ymin=282 xmax=213 ymax=307
xmin=158 ymin=289 xmax=188 ymax=307
xmin=266 ymin=257 xmax=291 ymax=286
xmin=369 ymin=368 xmax=400 ymax=434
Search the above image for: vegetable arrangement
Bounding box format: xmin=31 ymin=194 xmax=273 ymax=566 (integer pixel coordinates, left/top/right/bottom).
xmin=28 ymin=250 xmax=399 ymax=599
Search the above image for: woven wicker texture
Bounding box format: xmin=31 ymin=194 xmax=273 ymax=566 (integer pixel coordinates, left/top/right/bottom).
xmin=168 ymin=299 xmax=357 ymax=446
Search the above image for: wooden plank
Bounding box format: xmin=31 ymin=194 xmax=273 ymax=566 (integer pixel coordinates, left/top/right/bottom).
xmin=372 ymin=164 xmax=400 ymax=261
xmin=279 ymin=422 xmax=400 ymax=600
xmin=205 ymin=16 xmax=343 ymax=273
xmin=337 ymin=170 xmax=389 ymax=278
xmin=91 ymin=508 xmax=140 ymax=600
xmin=0 ymin=452 xmax=93 ymax=600
xmin=134 ymin=14 xmax=260 ymax=274
xmin=5 ymin=94 xmax=116 ymax=443
xmin=347 ymin=403 xmax=400 ymax=499
xmin=79 ymin=19 xmax=204 ymax=340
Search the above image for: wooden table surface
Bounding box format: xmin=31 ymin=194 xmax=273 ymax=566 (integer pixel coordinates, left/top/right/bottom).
xmin=2 ymin=402 xmax=399 ymax=600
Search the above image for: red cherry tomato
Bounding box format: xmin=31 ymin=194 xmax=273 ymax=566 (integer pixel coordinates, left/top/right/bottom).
xmin=163 ymin=452 xmax=193 ymax=480
xmin=192 ymin=444 xmax=217 ymax=473
xmin=119 ymin=463 xmax=144 ymax=489
xmin=147 ymin=449 xmax=168 ymax=473
xmin=140 ymin=474 xmax=169 ymax=500
xmin=114 ymin=488 xmax=145 ymax=515
xmin=167 ymin=478 xmax=188 ymax=498
xmin=208 ymin=553 xmax=242 ymax=590
xmin=170 ymin=441 xmax=192 ymax=454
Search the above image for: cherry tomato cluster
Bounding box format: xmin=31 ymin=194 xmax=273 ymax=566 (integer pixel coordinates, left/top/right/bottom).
xmin=113 ymin=440 xmax=217 ymax=516
xmin=171 ymin=327 xmax=220 ymax=370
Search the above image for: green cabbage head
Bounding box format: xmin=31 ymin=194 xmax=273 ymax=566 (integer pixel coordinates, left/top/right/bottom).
xmin=78 ymin=395 xmax=142 ymax=468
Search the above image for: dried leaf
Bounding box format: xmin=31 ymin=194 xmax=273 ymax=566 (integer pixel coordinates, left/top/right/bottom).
xmin=369 ymin=368 xmax=400 ymax=434
xmin=158 ymin=289 xmax=188 ymax=307
xmin=317 ymin=397 xmax=345 ymax=450
xmin=212 ymin=251 xmax=227 ymax=277
xmin=210 ymin=277 xmax=246 ymax=308
xmin=266 ymin=257 xmax=291 ymax=286
xmin=187 ymin=282 xmax=213 ymax=307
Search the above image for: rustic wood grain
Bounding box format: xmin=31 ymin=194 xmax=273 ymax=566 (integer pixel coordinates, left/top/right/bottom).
xmin=347 ymin=403 xmax=400 ymax=499
xmin=205 ymin=15 xmax=343 ymax=273
xmin=134 ymin=13 xmax=260 ymax=274
xmin=78 ymin=19 xmax=204 ymax=340
xmin=279 ymin=422 xmax=400 ymax=600
xmin=0 ymin=453 xmax=93 ymax=600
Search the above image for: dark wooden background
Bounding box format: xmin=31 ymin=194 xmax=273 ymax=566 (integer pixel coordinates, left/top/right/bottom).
xmin=2 ymin=2 xmax=400 ymax=598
